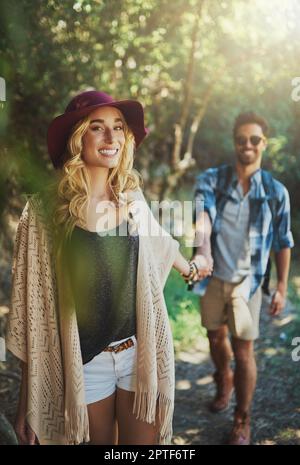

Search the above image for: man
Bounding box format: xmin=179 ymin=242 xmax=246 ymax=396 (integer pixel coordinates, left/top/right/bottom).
xmin=192 ymin=112 xmax=294 ymax=445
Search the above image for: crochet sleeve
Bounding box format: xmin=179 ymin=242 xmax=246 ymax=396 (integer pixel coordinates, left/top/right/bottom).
xmin=129 ymin=189 xmax=180 ymax=288
xmin=148 ymin=208 xmax=180 ymax=288
xmin=6 ymin=201 xmax=30 ymax=363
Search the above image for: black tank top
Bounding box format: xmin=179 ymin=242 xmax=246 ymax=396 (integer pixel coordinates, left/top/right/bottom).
xmin=65 ymin=220 xmax=139 ymax=364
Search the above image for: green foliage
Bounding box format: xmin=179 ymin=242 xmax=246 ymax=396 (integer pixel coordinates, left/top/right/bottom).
xmin=164 ymin=268 xmax=207 ymax=352
xmin=0 ymin=0 xmax=299 ymax=242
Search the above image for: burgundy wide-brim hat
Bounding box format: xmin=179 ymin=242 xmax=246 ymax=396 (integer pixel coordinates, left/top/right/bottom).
xmin=47 ymin=90 xmax=149 ymax=169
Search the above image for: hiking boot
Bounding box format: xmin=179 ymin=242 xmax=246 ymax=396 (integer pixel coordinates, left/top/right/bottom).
xmin=228 ymin=408 xmax=251 ymax=445
xmin=209 ymin=370 xmax=234 ymax=413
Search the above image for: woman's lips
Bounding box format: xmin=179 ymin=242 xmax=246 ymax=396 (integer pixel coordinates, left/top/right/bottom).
xmin=98 ymin=148 xmax=119 ymax=157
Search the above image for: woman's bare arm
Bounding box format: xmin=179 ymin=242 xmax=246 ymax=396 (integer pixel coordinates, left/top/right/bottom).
xmin=172 ymin=250 xmax=190 ymax=277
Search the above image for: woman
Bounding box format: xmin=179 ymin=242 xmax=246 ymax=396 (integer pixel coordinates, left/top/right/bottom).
xmin=6 ymin=90 xmax=210 ymax=445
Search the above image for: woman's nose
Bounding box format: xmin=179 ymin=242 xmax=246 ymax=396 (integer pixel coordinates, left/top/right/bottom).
xmin=104 ymin=128 xmax=113 ymax=143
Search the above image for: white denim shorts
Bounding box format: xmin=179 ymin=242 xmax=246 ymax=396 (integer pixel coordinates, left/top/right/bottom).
xmin=83 ymin=335 xmax=137 ymax=405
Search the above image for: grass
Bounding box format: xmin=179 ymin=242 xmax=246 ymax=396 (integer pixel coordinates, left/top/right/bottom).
xmin=164 ymin=267 xmax=207 ymax=352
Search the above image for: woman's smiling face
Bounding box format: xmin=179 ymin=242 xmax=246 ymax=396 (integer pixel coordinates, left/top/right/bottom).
xmin=82 ymin=106 xmax=126 ymax=169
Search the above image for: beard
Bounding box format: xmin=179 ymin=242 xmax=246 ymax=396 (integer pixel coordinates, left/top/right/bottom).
xmin=236 ymin=150 xmax=259 ymax=165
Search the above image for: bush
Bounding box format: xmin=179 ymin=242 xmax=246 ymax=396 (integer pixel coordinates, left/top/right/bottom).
xmin=165 ymin=268 xmax=207 ymax=352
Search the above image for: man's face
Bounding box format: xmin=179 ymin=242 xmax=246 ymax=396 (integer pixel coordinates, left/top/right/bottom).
xmin=234 ymin=123 xmax=267 ymax=166
xmin=82 ymin=106 xmax=126 ymax=169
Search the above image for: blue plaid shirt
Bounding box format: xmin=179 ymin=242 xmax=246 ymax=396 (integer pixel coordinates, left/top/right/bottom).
xmin=193 ymin=165 xmax=294 ymax=300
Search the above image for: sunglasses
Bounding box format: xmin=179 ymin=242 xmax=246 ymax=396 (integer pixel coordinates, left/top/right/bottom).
xmin=235 ymin=135 xmax=266 ymax=147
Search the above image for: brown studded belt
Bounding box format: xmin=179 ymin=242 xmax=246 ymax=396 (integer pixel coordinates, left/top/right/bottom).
xmin=103 ymin=337 xmax=134 ymax=353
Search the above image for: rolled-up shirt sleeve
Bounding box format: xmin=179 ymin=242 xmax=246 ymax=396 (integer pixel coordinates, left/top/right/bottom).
xmin=194 ymin=168 xmax=218 ymax=225
xmin=272 ymin=185 xmax=294 ymax=252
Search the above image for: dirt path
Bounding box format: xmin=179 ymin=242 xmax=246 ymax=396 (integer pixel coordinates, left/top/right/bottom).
xmin=172 ymin=295 xmax=300 ymax=445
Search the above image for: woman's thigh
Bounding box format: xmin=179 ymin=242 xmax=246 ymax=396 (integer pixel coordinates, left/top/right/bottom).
xmin=116 ymin=388 xmax=158 ymax=445
xmin=87 ymin=392 xmax=117 ymax=445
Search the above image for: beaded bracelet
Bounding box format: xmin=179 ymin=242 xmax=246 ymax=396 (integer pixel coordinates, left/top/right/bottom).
xmin=181 ymin=261 xmax=199 ymax=285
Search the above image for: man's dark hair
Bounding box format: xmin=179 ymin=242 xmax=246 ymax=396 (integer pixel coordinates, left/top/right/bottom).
xmin=233 ymin=112 xmax=269 ymax=137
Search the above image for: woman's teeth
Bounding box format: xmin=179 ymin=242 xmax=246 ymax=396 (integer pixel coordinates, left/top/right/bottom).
xmin=98 ymin=148 xmax=118 ymax=157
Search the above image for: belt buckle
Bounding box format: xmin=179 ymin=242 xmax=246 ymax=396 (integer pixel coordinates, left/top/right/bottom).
xmin=114 ymin=343 xmax=123 ymax=353
xmin=114 ymin=338 xmax=133 ymax=353
xmin=103 ymin=337 xmax=134 ymax=353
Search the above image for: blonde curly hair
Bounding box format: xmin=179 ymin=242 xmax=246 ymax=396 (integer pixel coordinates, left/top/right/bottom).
xmin=48 ymin=111 xmax=142 ymax=240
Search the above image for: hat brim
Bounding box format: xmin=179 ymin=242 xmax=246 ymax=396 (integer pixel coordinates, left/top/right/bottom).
xmin=47 ymin=100 xmax=149 ymax=169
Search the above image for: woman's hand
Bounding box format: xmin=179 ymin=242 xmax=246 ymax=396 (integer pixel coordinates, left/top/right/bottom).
xmin=173 ymin=250 xmax=212 ymax=283
xmin=15 ymin=413 xmax=38 ymax=445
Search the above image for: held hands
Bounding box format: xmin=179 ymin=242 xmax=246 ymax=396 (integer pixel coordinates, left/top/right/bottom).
xmin=192 ymin=254 xmax=213 ymax=280
xmin=181 ymin=254 xmax=213 ymax=285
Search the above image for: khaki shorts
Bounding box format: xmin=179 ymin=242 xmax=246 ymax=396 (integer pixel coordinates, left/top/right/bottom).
xmin=200 ymin=276 xmax=262 ymax=341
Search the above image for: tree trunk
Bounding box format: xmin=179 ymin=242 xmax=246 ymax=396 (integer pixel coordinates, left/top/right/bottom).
xmin=185 ymin=67 xmax=224 ymax=158
xmin=171 ymin=0 xmax=205 ymax=167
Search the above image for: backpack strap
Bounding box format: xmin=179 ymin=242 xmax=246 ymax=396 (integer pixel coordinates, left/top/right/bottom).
xmin=215 ymin=164 xmax=234 ymax=214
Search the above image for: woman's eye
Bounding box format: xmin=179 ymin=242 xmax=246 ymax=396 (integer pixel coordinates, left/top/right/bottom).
xmin=90 ymin=126 xmax=123 ymax=131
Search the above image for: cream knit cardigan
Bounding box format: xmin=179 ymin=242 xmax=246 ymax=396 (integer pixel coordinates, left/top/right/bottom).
xmin=6 ymin=189 xmax=179 ymax=445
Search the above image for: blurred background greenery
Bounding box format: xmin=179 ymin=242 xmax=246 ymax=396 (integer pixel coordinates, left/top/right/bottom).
xmin=0 ymin=0 xmax=299 ymax=347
